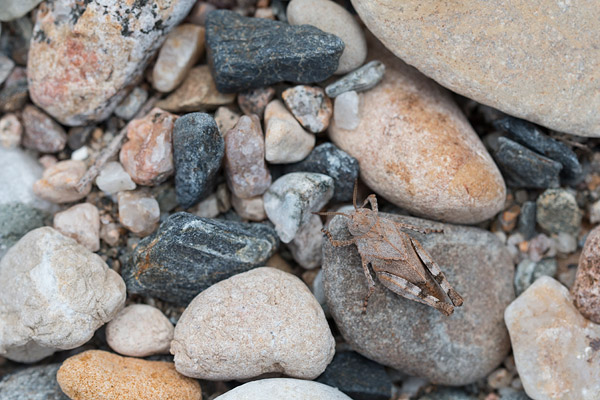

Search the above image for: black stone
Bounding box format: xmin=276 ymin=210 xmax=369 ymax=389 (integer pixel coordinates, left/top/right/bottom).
xmin=205 ymin=10 xmax=344 ymax=93
xmin=316 ymin=351 xmax=392 ymax=400
xmin=518 ymin=201 xmax=537 ymax=240
xmin=67 ymin=125 xmax=94 ymax=150
xmin=279 ymin=143 xmax=359 ymax=202
xmin=123 ymin=212 xmax=279 ymax=306
xmin=173 ymin=113 xmax=224 ymax=209
xmin=494 ymin=117 xmax=582 ymax=181
xmin=493 ymin=137 xmax=562 ymax=189
xmin=0 ymin=364 xmax=68 ymax=400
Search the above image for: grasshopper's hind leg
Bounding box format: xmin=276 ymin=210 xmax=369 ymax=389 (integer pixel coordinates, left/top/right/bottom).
xmin=360 ymin=258 xmax=377 ymax=314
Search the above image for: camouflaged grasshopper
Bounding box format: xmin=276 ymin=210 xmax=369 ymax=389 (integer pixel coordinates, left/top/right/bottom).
xmin=315 ymin=185 xmax=464 ymax=316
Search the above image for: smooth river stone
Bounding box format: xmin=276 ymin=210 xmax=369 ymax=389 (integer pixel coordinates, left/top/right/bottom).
xmin=28 ymin=0 xmax=195 ymax=126
xmin=351 ymin=1 xmax=600 ymax=137
xmin=329 ymin=36 xmax=505 ymax=224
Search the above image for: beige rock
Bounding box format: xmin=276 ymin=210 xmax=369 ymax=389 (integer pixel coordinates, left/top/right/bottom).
xmin=57 ymin=350 xmax=202 ymax=400
xmin=33 ymin=160 xmax=92 ymax=204
xmin=0 ymin=113 xmax=22 ymax=148
xmin=171 ymin=267 xmax=335 ymax=380
xmin=264 ymin=100 xmax=315 ymax=164
xmin=106 ymin=304 xmax=174 ymax=357
xmin=572 ymin=225 xmax=600 ymax=324
xmin=119 ymin=107 xmax=177 ymax=186
xmin=153 ymin=24 xmax=205 ymax=93
xmin=214 ymin=106 xmax=241 ymax=136
xmin=282 ymin=85 xmax=332 ymax=133
xmin=505 ymin=277 xmax=600 ymax=400
xmin=329 ymin=36 xmax=506 ymax=224
xmin=117 ymin=191 xmax=160 ymax=237
xmin=287 ymin=0 xmax=366 ymax=74
xmin=53 ymin=203 xmax=100 ymax=252
xmin=156 ymin=65 xmax=236 ymax=112
xmin=231 ymin=194 xmax=266 ymax=221
xmin=352 ymin=0 xmax=600 ymax=137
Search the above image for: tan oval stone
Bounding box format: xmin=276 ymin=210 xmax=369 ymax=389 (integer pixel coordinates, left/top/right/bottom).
xmin=57 ymin=350 xmax=202 ymax=400
xmin=351 ymin=0 xmax=600 ymax=137
xmin=329 ymin=37 xmax=505 ymax=224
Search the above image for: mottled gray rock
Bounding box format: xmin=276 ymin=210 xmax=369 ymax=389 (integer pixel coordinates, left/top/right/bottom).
xmin=514 ymin=258 xmax=557 ymax=296
xmin=517 ymin=201 xmax=536 ymax=240
xmin=215 ymin=378 xmax=352 ymax=399
xmin=323 ymin=213 xmax=514 ymax=385
xmin=0 ymin=54 xmax=15 ymax=85
xmin=0 ymin=227 xmax=126 ymax=362
xmin=0 ymin=0 xmax=42 ymax=21
xmin=123 ymin=212 xmax=279 ymax=305
xmin=0 ymin=364 xmax=68 ymax=400
xmin=114 ymin=87 xmax=148 ymax=121
xmin=206 ymin=10 xmax=344 ymax=93
xmin=173 ymin=113 xmax=224 ymax=208
xmin=172 ymin=267 xmax=334 ymax=380
xmin=536 ymin=189 xmax=581 ymax=235
xmin=0 ymin=74 xmax=28 ymax=113
xmin=325 ymin=60 xmax=386 ymax=98
xmin=264 ymin=172 xmax=334 ymax=243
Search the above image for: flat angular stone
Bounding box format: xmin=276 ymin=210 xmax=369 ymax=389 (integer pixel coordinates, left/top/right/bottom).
xmin=21 ymin=105 xmax=67 ymax=153
xmin=173 ymin=112 xmax=224 ymax=208
xmin=28 ymin=0 xmax=196 ymax=126
xmin=123 ymin=212 xmax=279 ymax=305
xmin=282 ymin=85 xmax=332 ymax=133
xmin=572 ymin=226 xmax=600 ymax=324
xmin=352 ymin=1 xmax=600 ymax=137
xmin=206 ymin=10 xmax=344 ymax=93
xmin=325 ymin=60 xmax=386 ymax=98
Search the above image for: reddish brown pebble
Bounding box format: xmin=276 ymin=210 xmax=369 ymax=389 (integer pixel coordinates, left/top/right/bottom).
xmin=500 ymin=204 xmax=520 ymax=232
xmin=224 ymin=115 xmax=272 ymax=199
xmin=282 ymin=85 xmax=332 ymax=133
xmin=238 ymin=87 xmax=275 ymax=117
xmin=33 ymin=160 xmax=92 ymax=203
xmin=572 ymin=225 xmax=600 ymax=323
xmin=120 ymin=107 xmax=177 ymax=186
xmin=21 ymin=105 xmax=67 ymax=153
xmin=57 ymin=350 xmax=202 ymax=400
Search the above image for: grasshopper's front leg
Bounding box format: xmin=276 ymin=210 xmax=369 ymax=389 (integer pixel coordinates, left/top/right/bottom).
xmin=322 ymin=228 xmax=356 ymax=247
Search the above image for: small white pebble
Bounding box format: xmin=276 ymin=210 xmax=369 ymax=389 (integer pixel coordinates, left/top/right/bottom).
xmin=71 ymin=146 xmax=89 ymax=161
xmin=96 ymin=161 xmax=136 ymax=194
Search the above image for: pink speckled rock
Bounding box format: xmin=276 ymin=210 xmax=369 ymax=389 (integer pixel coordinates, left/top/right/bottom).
xmin=572 ymin=226 xmax=600 ymax=324
xmin=27 ymin=0 xmax=195 ymax=126
xmin=119 ymin=108 xmax=177 ymax=186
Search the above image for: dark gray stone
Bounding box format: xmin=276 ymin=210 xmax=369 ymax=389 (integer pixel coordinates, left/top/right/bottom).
xmin=0 ymin=364 xmax=68 ymax=400
xmin=518 ymin=201 xmax=536 ymax=240
xmin=67 ymin=125 xmax=94 ymax=150
xmin=279 ymin=143 xmax=359 ymax=202
xmin=0 ymin=203 xmax=45 ymax=259
xmin=316 ymin=351 xmax=392 ymax=400
xmin=173 ymin=113 xmax=224 ymax=209
xmin=123 ymin=212 xmax=279 ymax=306
xmin=418 ymin=388 xmax=477 ymax=400
xmin=0 ymin=79 xmax=28 ymax=113
xmin=323 ymin=213 xmax=514 ymax=386
xmin=494 ymin=117 xmax=582 ymax=181
xmin=514 ymin=258 xmax=557 ymax=296
xmin=536 ymin=188 xmax=582 ymax=235
xmin=206 ymin=10 xmax=344 ymax=93
xmin=325 ymin=60 xmax=386 ymax=98
xmin=493 ymin=137 xmax=562 ymax=189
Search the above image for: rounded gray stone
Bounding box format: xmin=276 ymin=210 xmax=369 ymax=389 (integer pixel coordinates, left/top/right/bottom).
xmin=0 ymin=364 xmax=68 ymax=400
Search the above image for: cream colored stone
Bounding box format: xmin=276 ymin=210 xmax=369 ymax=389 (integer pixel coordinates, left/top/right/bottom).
xmin=352 ymin=0 xmax=600 ymax=137
xmin=53 ymin=203 xmax=100 ymax=252
xmin=505 ymin=277 xmax=600 ymax=400
xmin=32 ymin=160 xmax=92 ymax=204
xmin=329 ymin=36 xmax=505 ymax=224
xmin=231 ymin=194 xmax=266 ymax=221
xmin=214 ymin=106 xmax=240 ymax=136
xmin=215 ymin=378 xmax=352 ymax=400
xmin=117 ymin=191 xmax=160 ymax=237
xmin=264 ymin=100 xmax=315 ymax=164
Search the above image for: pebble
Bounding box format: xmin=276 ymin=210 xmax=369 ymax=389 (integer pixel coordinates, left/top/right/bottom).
xmin=123 ymin=212 xmax=279 ymax=305
xmin=494 ymin=117 xmax=582 ymax=181
xmin=316 ymin=351 xmax=393 ymax=400
xmin=21 ymin=105 xmax=67 ymax=153
xmin=205 ymin=10 xmax=344 ymax=93
xmin=214 ymin=106 xmax=241 ymax=135
xmin=173 ymin=112 xmax=224 ymax=208
xmin=572 ymin=225 xmax=600 ymax=323
xmin=287 ymin=0 xmax=366 ymax=74
xmin=153 ymin=24 xmax=205 ymax=93
xmin=214 ymin=378 xmax=352 ymax=400
xmin=156 ymin=65 xmax=236 ymax=112
xmin=186 ymin=1 xmax=216 ymax=25
xmin=325 ymin=60 xmax=386 ymax=98
xmin=329 ymin=37 xmax=506 ymax=224
xmin=419 ymin=388 xmax=477 ymax=400
xmin=95 ymin=161 xmax=136 ymax=194
xmin=33 ymin=160 xmax=92 ymax=203
xmin=590 ymin=200 xmax=600 ymax=224
xmin=117 ymin=190 xmax=160 ymax=237
xmin=28 ymin=0 xmax=196 ymax=126
xmin=0 ymin=227 xmax=125 ymax=362
xmin=517 ymin=201 xmax=536 ymax=240
xmin=505 ymin=277 xmax=600 ymax=400
xmin=527 ymin=234 xmax=557 ymax=262
xmin=264 ymin=100 xmax=316 ymax=164
xmin=536 ymin=189 xmax=581 ymax=236
xmin=66 ymin=125 xmax=94 ymax=150
xmin=0 ymin=364 xmax=68 ymax=400
xmin=191 ymin=193 xmax=220 ymax=218
xmin=237 ymin=86 xmax=276 ymax=117
xmin=231 ymin=194 xmax=267 ymax=221
xmin=493 ymin=137 xmax=562 ymax=189
xmin=0 ymin=113 xmax=22 ymax=148
xmin=323 ymin=213 xmax=514 ymax=385
xmin=0 ymin=71 xmax=28 ymax=113
xmin=282 ymin=85 xmax=332 ymax=133
xmin=114 ymin=87 xmax=148 ymax=121
xmin=555 ymin=232 xmax=577 ymax=254
xmin=287 ymin=214 xmax=323 ymax=269
xmin=106 ymin=304 xmax=174 ymax=357
xmin=351 ymin=0 xmax=600 ymax=137
xmin=120 ymin=107 xmax=177 ymax=186
xmin=225 ymin=114 xmax=271 ymax=199
xmin=0 ymin=54 xmax=15 ymax=85
xmin=53 ymin=203 xmax=100 ymax=252
xmin=263 ymin=172 xmax=334 ymax=243
xmin=71 ymin=146 xmax=89 ymax=161
xmin=279 ymin=143 xmax=360 ymax=203
xmin=57 ymin=350 xmax=202 ymax=400
xmin=333 ymin=90 xmax=361 ymax=130
xmin=514 ymin=258 xmax=557 ymax=296
xmin=0 ymin=0 xmax=42 ymax=21
xmin=171 ymin=267 xmax=335 ymax=379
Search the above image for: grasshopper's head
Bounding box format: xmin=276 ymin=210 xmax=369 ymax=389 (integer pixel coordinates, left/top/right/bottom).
xmin=347 ymin=208 xmax=377 ymax=236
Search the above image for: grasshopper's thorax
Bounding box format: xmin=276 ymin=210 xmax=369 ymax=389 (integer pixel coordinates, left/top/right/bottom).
xmin=348 ymin=209 xmax=378 ymax=236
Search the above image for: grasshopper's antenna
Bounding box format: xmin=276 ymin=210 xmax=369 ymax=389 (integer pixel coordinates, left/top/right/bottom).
xmin=312 ymin=211 xmax=351 ymax=218
xmin=353 ymin=179 xmax=359 ymax=210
